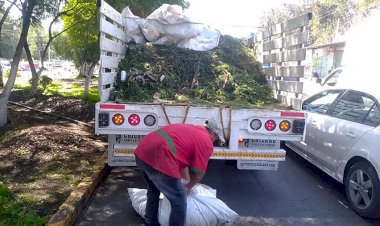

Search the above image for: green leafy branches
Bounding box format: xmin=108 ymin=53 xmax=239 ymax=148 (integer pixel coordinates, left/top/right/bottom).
xmin=63 ymin=0 xmax=99 ymax=67
xmin=112 ymin=36 xmax=275 ymax=106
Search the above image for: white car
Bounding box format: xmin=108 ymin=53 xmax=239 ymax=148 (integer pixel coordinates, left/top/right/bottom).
xmin=286 ymin=88 xmax=380 ymax=218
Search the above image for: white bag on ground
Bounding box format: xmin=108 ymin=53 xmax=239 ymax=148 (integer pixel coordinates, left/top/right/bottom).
xmin=128 ymin=184 xmax=238 ymax=226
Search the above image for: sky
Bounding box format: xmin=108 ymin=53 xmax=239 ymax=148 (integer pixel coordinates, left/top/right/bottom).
xmin=185 ymin=0 xmax=301 ymax=37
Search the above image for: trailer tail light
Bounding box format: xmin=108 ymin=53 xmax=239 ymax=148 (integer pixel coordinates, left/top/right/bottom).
xmin=264 ymin=120 xmax=276 ymax=131
xmin=292 ymin=119 xmax=305 ymax=134
xmin=279 ymin=120 xmax=291 ymax=132
xmin=250 ymin=119 xmax=262 ymax=130
xmin=128 ymin=114 xmax=140 ymax=126
xmin=98 ymin=112 xmax=110 ymax=127
xmin=144 ymin=115 xmax=157 ymax=127
xmin=112 ymin=114 xmax=124 ymax=126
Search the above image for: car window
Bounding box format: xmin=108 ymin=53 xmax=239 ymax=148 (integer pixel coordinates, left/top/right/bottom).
xmin=330 ymin=90 xmax=380 ymax=126
xmin=302 ymin=90 xmax=341 ymax=114
xmin=363 ymin=104 xmax=380 ymax=127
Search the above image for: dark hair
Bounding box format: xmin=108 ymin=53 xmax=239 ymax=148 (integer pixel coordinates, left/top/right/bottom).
xmin=204 ymin=126 xmax=213 ymax=133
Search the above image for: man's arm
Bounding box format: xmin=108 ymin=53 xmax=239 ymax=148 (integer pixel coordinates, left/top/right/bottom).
xmin=180 ymin=167 xmax=190 ymax=182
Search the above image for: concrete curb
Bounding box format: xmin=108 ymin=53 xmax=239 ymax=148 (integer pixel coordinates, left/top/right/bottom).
xmin=47 ymin=152 xmax=111 ymax=226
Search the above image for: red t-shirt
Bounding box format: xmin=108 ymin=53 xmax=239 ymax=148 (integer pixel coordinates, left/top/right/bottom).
xmin=134 ymin=124 xmax=214 ymax=179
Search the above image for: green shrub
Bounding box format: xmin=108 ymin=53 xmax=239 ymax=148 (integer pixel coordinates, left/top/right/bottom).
xmin=3 ymin=70 xmax=22 ymax=78
xmin=39 ymin=75 xmax=53 ymax=92
xmin=0 ymin=184 xmax=47 ymax=226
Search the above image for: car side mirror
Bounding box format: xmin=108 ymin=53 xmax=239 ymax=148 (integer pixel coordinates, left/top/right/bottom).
xmin=326 ymin=81 xmax=336 ymax=86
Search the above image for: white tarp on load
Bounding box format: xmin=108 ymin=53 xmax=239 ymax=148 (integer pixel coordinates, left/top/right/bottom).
xmin=128 ymin=184 xmax=238 ymax=226
xmin=121 ymin=4 xmax=221 ymax=51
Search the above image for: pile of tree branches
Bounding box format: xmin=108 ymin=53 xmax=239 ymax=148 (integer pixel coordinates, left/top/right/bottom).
xmin=111 ymin=36 xmax=275 ymax=107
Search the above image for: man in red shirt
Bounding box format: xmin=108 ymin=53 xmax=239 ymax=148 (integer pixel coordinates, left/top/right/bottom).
xmin=134 ymin=118 xmax=225 ymax=226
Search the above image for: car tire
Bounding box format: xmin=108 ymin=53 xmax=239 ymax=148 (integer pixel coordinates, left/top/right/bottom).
xmin=344 ymin=161 xmax=380 ymax=218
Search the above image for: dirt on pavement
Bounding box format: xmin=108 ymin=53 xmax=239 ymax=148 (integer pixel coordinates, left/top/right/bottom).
xmin=0 ymin=89 xmax=107 ymax=217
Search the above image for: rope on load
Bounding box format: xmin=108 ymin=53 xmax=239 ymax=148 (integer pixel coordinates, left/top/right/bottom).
xmin=160 ymin=103 xmax=171 ymax=125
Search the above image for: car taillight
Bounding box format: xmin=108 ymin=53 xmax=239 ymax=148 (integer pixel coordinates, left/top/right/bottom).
xmin=128 ymin=114 xmax=140 ymax=126
xmin=265 ymin=120 xmax=276 ymax=131
xmin=238 ymin=138 xmax=245 ymax=143
xmin=144 ymin=115 xmax=156 ymax=127
xmin=279 ymin=120 xmax=291 ymax=132
xmin=250 ymin=119 xmax=262 ymax=130
xmin=112 ymin=114 xmax=124 ymax=126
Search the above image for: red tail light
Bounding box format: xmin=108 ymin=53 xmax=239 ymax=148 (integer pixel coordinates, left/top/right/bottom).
xmin=128 ymin=114 xmax=140 ymax=126
xmin=265 ymin=120 xmax=276 ymax=131
xmin=238 ymin=138 xmax=245 ymax=143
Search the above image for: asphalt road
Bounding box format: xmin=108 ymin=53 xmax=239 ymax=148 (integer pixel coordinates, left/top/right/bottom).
xmin=75 ymin=149 xmax=380 ymax=226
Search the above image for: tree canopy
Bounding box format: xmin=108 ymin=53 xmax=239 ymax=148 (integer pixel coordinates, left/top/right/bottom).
xmin=63 ymin=0 xmax=98 ymax=68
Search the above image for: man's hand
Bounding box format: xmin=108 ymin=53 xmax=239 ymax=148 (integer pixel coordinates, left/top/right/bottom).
xmin=185 ymin=183 xmax=193 ymax=195
xmin=185 ymin=173 xmax=203 ymax=195
xmin=180 ymin=167 xmax=190 ymax=182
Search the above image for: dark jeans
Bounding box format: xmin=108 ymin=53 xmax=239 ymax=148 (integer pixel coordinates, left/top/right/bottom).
xmin=135 ymin=157 xmax=187 ymax=226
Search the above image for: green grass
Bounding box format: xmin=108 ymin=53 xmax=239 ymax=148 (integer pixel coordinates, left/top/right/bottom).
xmin=0 ymin=184 xmax=47 ymax=226
xmin=44 ymin=83 xmax=100 ymax=103
xmin=14 ymin=81 xmax=100 ymax=103
xmin=14 ymin=83 xmax=32 ymax=90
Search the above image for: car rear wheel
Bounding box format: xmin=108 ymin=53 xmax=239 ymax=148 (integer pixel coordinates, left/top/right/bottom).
xmin=345 ymin=162 xmax=380 ymax=218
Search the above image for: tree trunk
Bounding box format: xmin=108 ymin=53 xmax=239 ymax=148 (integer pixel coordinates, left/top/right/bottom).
xmin=0 ymin=67 xmax=3 ymax=88
xmin=0 ymin=0 xmax=17 ymax=90
xmin=0 ymin=0 xmax=37 ymax=126
xmin=79 ymin=64 xmax=86 ymax=78
xmin=0 ymin=27 xmax=3 ymax=89
xmin=82 ymin=62 xmax=96 ymax=98
xmin=25 ymin=42 xmax=40 ymax=95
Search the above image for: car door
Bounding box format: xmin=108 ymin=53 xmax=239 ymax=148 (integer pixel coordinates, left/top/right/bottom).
xmin=294 ymin=90 xmax=342 ymax=158
xmin=313 ymin=90 xmax=379 ymax=171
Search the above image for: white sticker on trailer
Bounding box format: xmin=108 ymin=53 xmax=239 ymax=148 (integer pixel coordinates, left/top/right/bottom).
xmin=240 ymin=139 xmax=280 ymax=149
xmin=237 ymin=159 xmax=278 ymax=170
xmin=108 ymin=156 xmax=137 ymax=166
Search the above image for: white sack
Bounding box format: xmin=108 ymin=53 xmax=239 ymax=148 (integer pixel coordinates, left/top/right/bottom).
xmin=128 ymin=184 xmax=238 ymax=226
xmin=122 ymin=4 xmax=221 ymax=51
xmin=121 ymin=6 xmax=146 ymax=44
xmin=147 ymin=4 xmax=190 ymax=24
xmin=177 ymin=26 xmax=221 ymax=51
